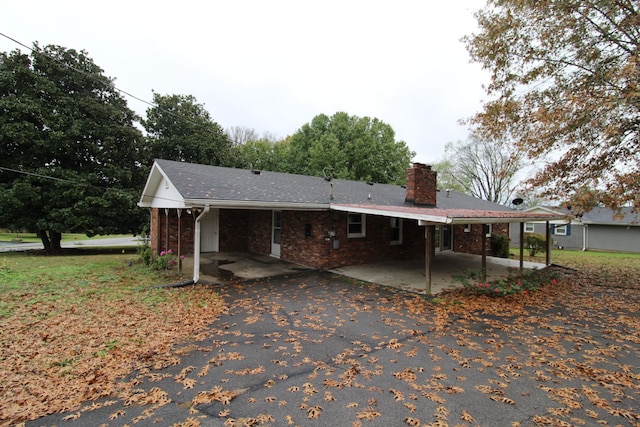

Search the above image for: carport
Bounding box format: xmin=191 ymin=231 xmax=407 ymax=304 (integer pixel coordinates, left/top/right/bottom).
xmin=181 ymin=251 xmax=547 ymax=295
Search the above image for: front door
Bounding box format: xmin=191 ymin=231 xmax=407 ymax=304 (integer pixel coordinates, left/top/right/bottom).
xmin=271 ymin=210 xmax=281 ymax=257
xmin=201 ymin=209 xmax=219 ymax=252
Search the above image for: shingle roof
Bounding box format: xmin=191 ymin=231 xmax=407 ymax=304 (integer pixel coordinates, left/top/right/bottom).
xmin=144 ymin=159 xmax=561 ymax=223
xmin=545 ymin=206 xmax=639 ymax=225
xmin=155 ymin=159 xmax=515 ymax=210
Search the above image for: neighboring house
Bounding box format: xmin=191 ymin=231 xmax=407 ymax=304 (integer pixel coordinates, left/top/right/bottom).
xmin=139 ymin=160 xmax=561 ymax=289
xmin=510 ymin=206 xmax=640 ymax=253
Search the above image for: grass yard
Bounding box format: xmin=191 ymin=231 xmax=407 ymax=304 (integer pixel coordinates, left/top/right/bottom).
xmin=514 ymin=248 xmax=640 ymax=289
xmin=0 ymin=250 xmax=226 ymax=426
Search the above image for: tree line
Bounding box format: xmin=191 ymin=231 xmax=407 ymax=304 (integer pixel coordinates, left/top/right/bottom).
xmin=0 ymin=44 xmax=414 ymax=251
xmin=3 ymin=0 xmax=637 ymax=252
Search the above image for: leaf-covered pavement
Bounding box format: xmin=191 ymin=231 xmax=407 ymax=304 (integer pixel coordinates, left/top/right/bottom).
xmin=25 ymin=268 xmax=640 ymax=427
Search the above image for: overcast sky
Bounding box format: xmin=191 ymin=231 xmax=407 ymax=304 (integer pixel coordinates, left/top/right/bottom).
xmin=2 ymin=0 xmax=489 ymax=164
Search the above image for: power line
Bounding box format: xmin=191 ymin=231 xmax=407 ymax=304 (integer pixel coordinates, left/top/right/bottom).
xmin=0 ymin=32 xmax=227 ymax=136
xmin=0 ymin=166 xmax=188 ymax=205
xmin=0 ymin=166 xmax=87 ymax=185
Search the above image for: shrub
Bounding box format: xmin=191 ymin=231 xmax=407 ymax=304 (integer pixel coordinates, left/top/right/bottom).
xmin=490 ymin=233 xmax=510 ymax=258
xmin=139 ymin=246 xmax=182 ymax=270
xmin=523 ymin=233 xmax=549 ymax=256
xmin=453 ymin=267 xmax=559 ymax=296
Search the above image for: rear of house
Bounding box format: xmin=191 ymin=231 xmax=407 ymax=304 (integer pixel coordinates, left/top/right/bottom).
xmin=140 ymin=160 xmax=561 ymax=279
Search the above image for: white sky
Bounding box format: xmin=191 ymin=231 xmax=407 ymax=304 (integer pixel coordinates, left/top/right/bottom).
xmin=1 ymin=0 xmax=489 ymax=164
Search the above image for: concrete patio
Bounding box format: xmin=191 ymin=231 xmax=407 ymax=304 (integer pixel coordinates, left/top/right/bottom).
xmin=181 ymin=251 xmax=547 ymax=295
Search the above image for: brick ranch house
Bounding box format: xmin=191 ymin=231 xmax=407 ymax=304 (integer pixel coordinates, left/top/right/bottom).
xmin=138 ymin=160 xmax=561 ymax=292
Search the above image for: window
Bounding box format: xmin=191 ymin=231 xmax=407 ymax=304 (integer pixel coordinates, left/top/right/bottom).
xmin=524 ymin=223 xmax=535 ymax=233
xmin=463 ymin=224 xmax=471 ymax=233
xmin=390 ymin=218 xmax=403 ymax=245
xmin=485 ymin=224 xmax=492 ymax=237
xmin=348 ymin=213 xmax=366 ymax=238
xmin=554 ymin=224 xmax=567 ymax=236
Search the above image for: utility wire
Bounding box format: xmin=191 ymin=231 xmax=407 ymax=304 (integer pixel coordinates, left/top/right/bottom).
xmin=0 ymin=32 xmax=226 ymax=135
xmin=0 ymin=166 xmax=188 ymax=205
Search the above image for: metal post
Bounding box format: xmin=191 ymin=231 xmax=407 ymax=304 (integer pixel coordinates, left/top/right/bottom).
xmin=481 ymin=224 xmax=487 ymax=283
xmin=177 ymin=209 xmax=182 ymax=274
xmin=545 ymin=221 xmax=551 ymax=266
xmin=519 ymin=222 xmax=524 ymax=276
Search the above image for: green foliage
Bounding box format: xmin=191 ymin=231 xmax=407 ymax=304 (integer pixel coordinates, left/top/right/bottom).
xmin=143 ymin=93 xmax=234 ymax=167
xmin=453 ymin=267 xmax=559 ymax=297
xmin=523 ymin=233 xmax=548 ymax=257
xmin=284 ymin=112 xmax=415 ymax=184
xmin=464 ymin=0 xmax=640 ymax=211
xmin=140 ymin=247 xmax=180 ymax=270
xmin=0 ymin=44 xmax=148 ymax=251
xmin=489 ymin=233 xmax=510 ymax=258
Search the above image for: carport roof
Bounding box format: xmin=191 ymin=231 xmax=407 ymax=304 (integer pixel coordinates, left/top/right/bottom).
xmin=138 ymin=159 xmax=563 ymax=223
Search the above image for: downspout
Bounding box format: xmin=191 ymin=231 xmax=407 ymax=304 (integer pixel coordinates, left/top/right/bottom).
xmin=582 ymin=224 xmax=588 ymax=251
xmin=177 ymin=208 xmax=182 ymax=274
xmin=193 ymin=205 xmax=210 ymax=284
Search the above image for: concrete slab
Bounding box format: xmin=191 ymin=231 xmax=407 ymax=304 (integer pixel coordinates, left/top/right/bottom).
xmin=181 ymin=252 xmax=311 ymax=283
xmin=182 ymin=251 xmax=547 ymax=295
xmin=331 ymin=252 xmax=547 ymax=295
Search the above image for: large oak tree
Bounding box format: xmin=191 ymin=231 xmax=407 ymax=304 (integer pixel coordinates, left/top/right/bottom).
xmin=464 ymin=0 xmax=639 ymax=211
xmin=0 ymin=44 xmax=147 ymax=251
xmin=285 ymin=112 xmax=414 ymax=184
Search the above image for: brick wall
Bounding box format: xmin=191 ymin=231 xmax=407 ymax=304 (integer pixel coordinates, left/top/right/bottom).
xmin=149 ymin=208 xmax=195 ymax=256
xmin=149 ymin=207 xmax=511 ymax=269
xmin=219 ymin=209 xmax=249 ymax=252
xmin=453 ymin=223 xmax=509 ymax=255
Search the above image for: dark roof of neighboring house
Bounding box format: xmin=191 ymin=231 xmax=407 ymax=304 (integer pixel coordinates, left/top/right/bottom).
xmin=141 ymin=160 xmax=562 ymax=223
xmin=545 ymin=206 xmax=639 ymax=225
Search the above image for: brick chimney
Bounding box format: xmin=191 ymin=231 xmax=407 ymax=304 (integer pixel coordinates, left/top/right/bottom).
xmin=405 ymin=163 xmax=437 ymax=206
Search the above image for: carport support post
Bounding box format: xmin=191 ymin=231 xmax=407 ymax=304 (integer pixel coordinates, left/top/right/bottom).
xmin=481 ymin=224 xmax=487 ymax=283
xmin=425 ymin=225 xmax=434 ymax=295
xmin=519 ymin=222 xmax=524 ymax=276
xmin=177 ymin=209 xmax=182 ymax=274
xmin=545 ymin=221 xmax=551 ymax=266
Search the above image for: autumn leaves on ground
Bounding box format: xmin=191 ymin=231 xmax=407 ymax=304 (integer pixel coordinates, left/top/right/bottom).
xmin=0 ymin=250 xmax=639 ymax=426
xmin=0 ymin=250 xmax=226 ymax=426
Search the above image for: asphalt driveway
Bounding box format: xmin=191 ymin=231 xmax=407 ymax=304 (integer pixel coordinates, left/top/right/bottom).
xmin=28 ymin=271 xmax=639 ymax=426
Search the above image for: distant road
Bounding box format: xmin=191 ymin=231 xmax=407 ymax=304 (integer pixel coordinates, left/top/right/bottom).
xmin=0 ymin=236 xmax=144 ymax=252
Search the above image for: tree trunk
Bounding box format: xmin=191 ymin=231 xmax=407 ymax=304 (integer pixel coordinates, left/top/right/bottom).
xmin=50 ymin=231 xmax=62 ymax=252
xmin=38 ymin=230 xmax=51 ymax=252
xmin=39 ymin=230 xmax=62 ymax=253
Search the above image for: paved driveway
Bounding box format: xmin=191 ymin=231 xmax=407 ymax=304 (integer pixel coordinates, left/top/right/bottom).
xmin=28 ymin=271 xmax=639 ymax=426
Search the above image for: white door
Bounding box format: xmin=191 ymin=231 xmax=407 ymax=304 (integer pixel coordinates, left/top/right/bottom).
xmin=435 ymin=224 xmax=453 ymax=253
xmin=271 ymin=210 xmax=281 ymax=257
xmin=201 ymin=209 xmax=219 ymax=252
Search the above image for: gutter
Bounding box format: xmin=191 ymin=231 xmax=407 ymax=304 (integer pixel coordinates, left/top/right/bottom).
xmin=183 ymin=199 xmax=328 ymax=211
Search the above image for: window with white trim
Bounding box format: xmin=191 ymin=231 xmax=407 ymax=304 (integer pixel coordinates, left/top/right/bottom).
xmin=390 ymin=217 xmax=403 ymax=245
xmin=485 ymin=224 xmax=492 ymax=237
xmin=463 ymin=224 xmax=471 ymax=233
xmin=554 ymin=224 xmax=567 ymax=235
xmin=347 ymin=213 xmax=366 ymax=238
xmin=524 ymin=223 xmax=535 ymax=233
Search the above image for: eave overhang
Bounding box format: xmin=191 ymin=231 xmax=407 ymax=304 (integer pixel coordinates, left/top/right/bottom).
xmin=330 ymin=204 xmax=565 ymax=225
